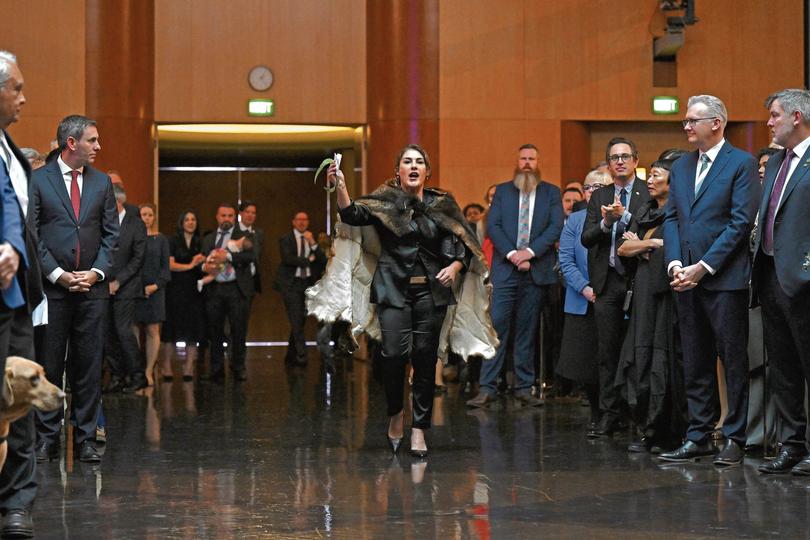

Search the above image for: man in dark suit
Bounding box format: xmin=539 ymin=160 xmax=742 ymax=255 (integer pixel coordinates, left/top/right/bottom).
xmin=105 ymin=183 xmax=146 ymax=393
xmin=273 ymin=211 xmax=326 ymax=367
xmin=581 ymin=137 xmax=650 ymax=437
xmin=238 ymin=200 xmax=264 ymax=295
xmin=659 ymin=95 xmax=759 ymax=465
xmin=0 ymin=49 xmax=46 ymax=540
xmin=201 ymin=203 xmax=255 ymax=382
xmin=30 ymin=114 xmax=119 ymax=464
xmin=466 ymin=144 xmax=563 ymax=408
xmin=753 ymin=89 xmax=810 ymax=474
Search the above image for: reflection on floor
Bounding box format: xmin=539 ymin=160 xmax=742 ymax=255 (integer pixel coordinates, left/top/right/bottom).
xmin=34 ymin=347 xmax=809 ymax=539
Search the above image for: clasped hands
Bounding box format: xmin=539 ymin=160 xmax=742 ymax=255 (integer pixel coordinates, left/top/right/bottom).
xmin=669 ymin=263 xmax=707 ymax=292
xmin=508 ymin=249 xmax=533 ymax=272
xmin=57 ymin=269 xmax=99 ymax=293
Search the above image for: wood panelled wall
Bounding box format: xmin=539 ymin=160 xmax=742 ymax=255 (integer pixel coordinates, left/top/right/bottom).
xmin=154 ymin=0 xmax=366 ymax=124
xmin=3 ymin=0 xmax=86 ymax=153
xmin=3 ymin=0 xmax=804 ymax=211
xmin=438 ymin=0 xmax=804 ymax=207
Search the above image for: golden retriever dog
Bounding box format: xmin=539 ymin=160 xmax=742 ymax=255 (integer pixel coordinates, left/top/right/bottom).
xmin=0 ymin=356 xmax=65 ymax=471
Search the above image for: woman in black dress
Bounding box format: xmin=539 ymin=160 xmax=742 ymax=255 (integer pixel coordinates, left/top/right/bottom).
xmin=615 ymin=159 xmax=687 ymax=453
xmin=325 ymin=144 xmax=492 ymax=457
xmin=136 ymin=203 xmax=171 ymax=386
xmin=160 ymin=210 xmax=207 ymax=380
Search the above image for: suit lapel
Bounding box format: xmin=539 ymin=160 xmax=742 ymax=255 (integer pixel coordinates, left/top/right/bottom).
xmin=682 ymin=152 xmax=699 ymax=206
xmin=694 ymin=143 xmax=731 ymax=205
xmin=627 ymin=179 xmax=646 ymax=215
xmin=46 ymin=162 xmax=77 ymax=223
xmin=776 ymin=150 xmax=810 ymax=214
xmin=530 ymin=183 xmax=545 ymax=237
xmin=759 ymin=149 xmax=785 ymax=219
xmin=78 ymin=168 xmax=99 ymax=223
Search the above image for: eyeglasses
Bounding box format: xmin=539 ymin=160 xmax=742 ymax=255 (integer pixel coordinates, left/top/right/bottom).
xmin=607 ymin=153 xmax=636 ymax=163
xmin=583 ymin=184 xmax=603 ymax=191
xmin=682 ymin=117 xmax=717 ymax=128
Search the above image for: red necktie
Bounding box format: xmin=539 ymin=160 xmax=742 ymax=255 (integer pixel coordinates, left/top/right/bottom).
xmin=71 ymin=170 xmax=81 ymax=267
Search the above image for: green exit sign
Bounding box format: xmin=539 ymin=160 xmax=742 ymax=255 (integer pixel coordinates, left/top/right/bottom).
xmin=652 ymin=96 xmax=679 ymax=115
xmin=248 ymin=99 xmax=274 ymax=116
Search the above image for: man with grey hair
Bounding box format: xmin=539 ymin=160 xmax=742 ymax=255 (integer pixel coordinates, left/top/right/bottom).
xmin=0 ymin=49 xmax=46 ymax=540
xmin=30 ymin=114 xmax=118 ymax=464
xmin=105 ymin=181 xmax=146 ymax=393
xmin=660 ymin=94 xmax=760 ymax=465
xmin=753 ymin=89 xmax=810 ymax=475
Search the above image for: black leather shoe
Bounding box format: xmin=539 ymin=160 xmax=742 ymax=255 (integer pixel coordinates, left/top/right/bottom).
xmin=76 ymin=441 xmax=101 ymax=463
xmin=35 ymin=441 xmax=59 ymax=463
xmin=1 ymin=508 xmax=34 ymax=538
xmin=628 ymin=437 xmax=652 ymax=453
xmin=658 ymin=440 xmax=714 ymax=462
xmin=587 ymin=416 xmax=619 ymax=439
xmin=122 ymin=374 xmax=149 ymax=393
xmin=410 ymin=447 xmax=428 ymax=458
xmin=714 ymin=439 xmax=744 ymax=466
xmin=466 ymin=392 xmax=497 ymax=409
xmin=791 ymin=455 xmax=810 ymax=476
xmin=102 ymin=377 xmax=125 ymax=394
xmin=758 ymin=445 xmax=806 ymax=474
xmin=233 ymin=369 xmax=247 ymax=382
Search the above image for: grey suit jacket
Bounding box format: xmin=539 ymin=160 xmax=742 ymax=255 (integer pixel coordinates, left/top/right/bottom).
xmin=29 ymin=159 xmax=119 ymax=299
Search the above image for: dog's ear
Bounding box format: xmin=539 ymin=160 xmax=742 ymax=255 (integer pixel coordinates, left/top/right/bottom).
xmin=2 ymin=367 xmax=14 ymax=409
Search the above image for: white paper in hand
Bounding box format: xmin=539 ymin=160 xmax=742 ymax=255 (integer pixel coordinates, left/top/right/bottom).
xmin=333 ymin=152 xmax=342 ymax=171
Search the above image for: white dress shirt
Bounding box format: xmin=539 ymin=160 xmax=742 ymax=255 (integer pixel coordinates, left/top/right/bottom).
xmin=293 ymin=229 xmax=314 ymax=278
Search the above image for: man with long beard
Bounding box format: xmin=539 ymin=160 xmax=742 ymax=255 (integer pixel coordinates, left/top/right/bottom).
xmin=467 ymin=144 xmax=563 ymax=408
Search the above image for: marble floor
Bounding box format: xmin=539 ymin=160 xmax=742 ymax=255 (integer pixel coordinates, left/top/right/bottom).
xmin=30 ymin=348 xmax=810 ymax=539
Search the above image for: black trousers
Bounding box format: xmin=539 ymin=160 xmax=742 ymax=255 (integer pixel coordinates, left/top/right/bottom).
xmin=282 ymin=278 xmax=309 ymax=362
xmin=377 ymin=284 xmax=446 ymax=429
xmin=36 ymin=296 xmax=106 ymax=446
xmin=593 ymin=268 xmax=629 ymax=420
xmin=206 ymin=281 xmax=249 ymax=374
xmin=677 ymin=286 xmax=749 ymax=444
xmin=759 ymin=256 xmax=810 ymax=448
xmin=106 ymin=297 xmax=141 ymax=380
xmin=0 ymin=307 xmax=37 ymax=512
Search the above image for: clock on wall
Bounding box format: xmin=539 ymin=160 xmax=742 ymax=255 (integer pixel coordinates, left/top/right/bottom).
xmin=248 ymin=65 xmax=274 ymax=92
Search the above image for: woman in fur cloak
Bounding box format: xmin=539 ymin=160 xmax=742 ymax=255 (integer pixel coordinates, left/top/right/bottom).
xmin=306 ymin=144 xmax=497 ymax=457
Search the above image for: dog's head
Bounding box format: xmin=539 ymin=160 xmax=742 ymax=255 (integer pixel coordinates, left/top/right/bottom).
xmin=3 ymin=356 xmax=65 ymax=413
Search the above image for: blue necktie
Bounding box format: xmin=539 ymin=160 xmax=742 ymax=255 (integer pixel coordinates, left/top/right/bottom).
xmin=612 ymin=188 xmax=628 ymax=275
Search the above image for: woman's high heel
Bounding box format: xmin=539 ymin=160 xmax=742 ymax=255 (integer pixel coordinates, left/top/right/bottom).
xmin=388 ymin=436 xmax=403 ymax=454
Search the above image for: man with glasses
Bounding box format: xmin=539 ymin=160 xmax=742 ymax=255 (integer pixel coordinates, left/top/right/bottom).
xmin=659 ymin=95 xmax=759 ymax=465
xmin=581 ymin=137 xmax=650 ymax=438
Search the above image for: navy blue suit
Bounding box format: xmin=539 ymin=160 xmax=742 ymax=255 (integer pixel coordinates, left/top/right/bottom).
xmin=751 ymin=146 xmax=810 ymax=448
xmin=663 ymin=140 xmax=759 ymax=444
xmin=480 ymin=180 xmax=563 ymax=396
xmin=30 ymin=159 xmax=119 ymax=446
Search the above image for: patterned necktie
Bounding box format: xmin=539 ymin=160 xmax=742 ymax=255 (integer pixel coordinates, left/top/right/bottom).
xmin=695 ymin=154 xmax=710 ymax=195
xmin=70 ymin=170 xmax=81 ymax=268
xmin=762 ymin=148 xmax=795 ymax=254
xmin=517 ymin=192 xmax=530 ymax=249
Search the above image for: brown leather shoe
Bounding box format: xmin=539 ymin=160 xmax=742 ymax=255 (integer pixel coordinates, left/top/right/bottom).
xmin=466 ymin=392 xmax=497 ymax=408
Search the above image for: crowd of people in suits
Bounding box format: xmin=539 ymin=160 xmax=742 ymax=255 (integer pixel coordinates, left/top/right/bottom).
xmin=4 ymin=44 xmax=810 ymax=536
xmin=457 ymin=92 xmax=810 ymax=479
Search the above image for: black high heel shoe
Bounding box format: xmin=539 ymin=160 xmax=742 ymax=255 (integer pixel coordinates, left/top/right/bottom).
xmin=388 ymin=435 xmax=403 ymax=454
xmin=410 ymin=446 xmax=428 ymax=458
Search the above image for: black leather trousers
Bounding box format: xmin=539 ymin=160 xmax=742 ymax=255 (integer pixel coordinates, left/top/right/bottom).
xmin=377 ymin=283 xmax=447 ymax=429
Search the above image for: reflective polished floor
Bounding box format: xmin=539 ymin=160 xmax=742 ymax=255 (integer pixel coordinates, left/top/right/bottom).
xmin=33 ymin=347 xmax=810 ymax=539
